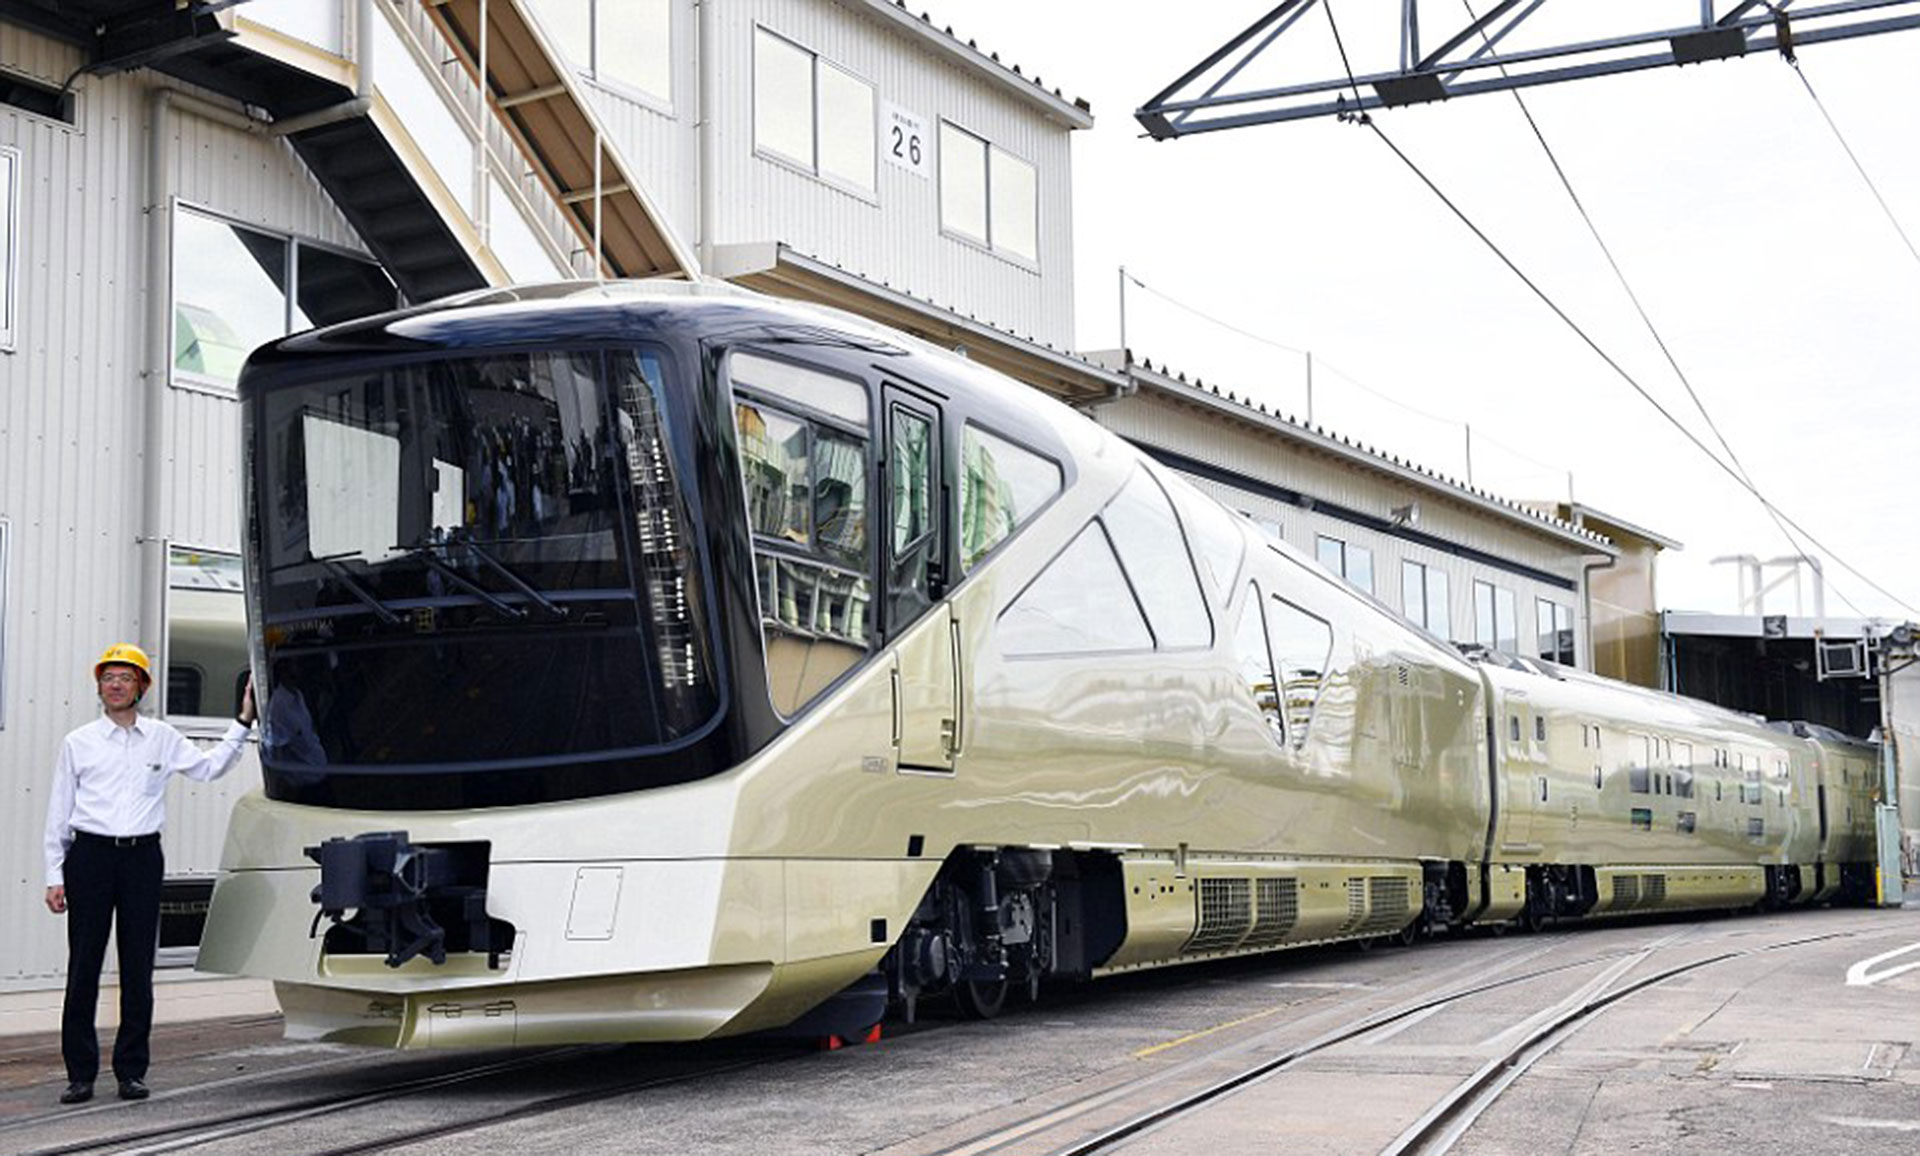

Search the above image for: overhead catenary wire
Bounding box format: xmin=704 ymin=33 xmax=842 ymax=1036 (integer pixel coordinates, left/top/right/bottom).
xmin=1787 ymin=57 xmax=1920 ymax=272
xmin=1458 ymin=1 xmax=1870 ymax=618
xmin=1319 ymin=0 xmax=1919 ymax=618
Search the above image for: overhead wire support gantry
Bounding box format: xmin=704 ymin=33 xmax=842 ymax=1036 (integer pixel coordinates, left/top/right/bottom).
xmin=1136 ymin=0 xmax=1920 ymax=138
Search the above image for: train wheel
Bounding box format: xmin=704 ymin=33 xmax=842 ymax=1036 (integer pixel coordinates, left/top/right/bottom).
xmin=955 ymin=977 xmax=1008 ymax=1020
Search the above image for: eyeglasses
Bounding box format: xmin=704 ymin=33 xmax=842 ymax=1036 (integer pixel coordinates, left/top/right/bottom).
xmin=99 ymin=672 xmax=143 ymax=687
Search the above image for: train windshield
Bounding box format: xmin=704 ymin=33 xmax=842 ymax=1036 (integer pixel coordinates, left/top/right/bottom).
xmin=252 ymin=347 xmax=717 ymax=774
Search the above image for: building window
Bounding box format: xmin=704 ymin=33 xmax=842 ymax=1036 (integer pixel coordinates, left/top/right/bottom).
xmin=171 ymin=206 xmax=397 ymax=393
xmin=1400 ymin=560 xmax=1451 ymax=639
xmin=753 ymin=28 xmax=875 ymax=196
xmin=0 ymin=145 xmax=16 ymax=352
xmin=1473 ymin=580 xmax=1517 ymax=652
xmin=939 ymin=121 xmax=1038 ymax=263
xmin=165 ymin=546 xmax=249 ymax=720
xmin=1315 ymin=535 xmax=1372 ymax=596
xmin=1536 ymin=598 xmax=1574 ymax=665
xmin=526 ymin=0 xmax=671 ymax=105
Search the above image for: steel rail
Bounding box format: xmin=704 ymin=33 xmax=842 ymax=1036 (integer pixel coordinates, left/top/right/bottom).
xmin=16 ymin=1045 xmax=609 ymax=1156
xmin=303 ymin=1055 xmax=777 ymax=1156
xmin=920 ymin=924 xmax=1709 ymax=1156
xmin=952 ymin=923 xmax=1865 ymax=1156
xmin=1379 ymin=928 xmax=1868 ymax=1154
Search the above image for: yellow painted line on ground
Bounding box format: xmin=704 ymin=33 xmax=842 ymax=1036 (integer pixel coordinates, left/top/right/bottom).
xmin=1134 ymin=1004 xmax=1287 ymax=1058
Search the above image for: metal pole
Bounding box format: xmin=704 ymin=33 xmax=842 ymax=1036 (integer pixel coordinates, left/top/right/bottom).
xmin=1118 ymin=265 xmax=1128 ymax=366
xmin=593 ymin=128 xmax=604 ymax=281
xmin=1464 ymin=423 xmax=1474 ymax=485
xmin=1305 ymin=351 xmax=1313 ymax=424
xmin=1877 ymin=651 xmax=1906 ymax=905
xmin=476 ymin=0 xmax=488 ymax=241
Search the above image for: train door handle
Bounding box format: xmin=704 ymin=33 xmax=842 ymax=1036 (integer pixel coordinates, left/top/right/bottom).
xmin=891 ymin=663 xmax=903 ymax=749
xmin=947 ymin=616 xmax=964 ymax=758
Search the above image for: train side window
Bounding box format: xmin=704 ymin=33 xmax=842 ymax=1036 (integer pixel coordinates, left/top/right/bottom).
xmin=1102 ymin=468 xmax=1212 ymax=649
xmin=1233 ymin=582 xmax=1282 ymax=741
xmin=1747 ymin=817 xmax=1765 ymax=840
xmin=1678 ymin=811 xmax=1697 ymax=834
xmin=1631 ymin=807 xmax=1653 ymax=831
xmin=1628 ymin=734 xmax=1651 ymax=793
xmin=1535 ymin=715 xmax=1546 ymax=743
xmin=1593 ymin=766 xmax=1602 ymax=790
xmin=1537 ymin=776 xmax=1548 ymax=802
xmin=1163 ymin=472 xmax=1246 ymax=599
xmin=732 ymin=354 xmax=874 ymax=716
xmin=884 ymin=397 xmax=942 ymax=630
xmin=999 ymin=522 xmax=1150 ymax=657
xmin=889 ymin=406 xmax=934 ymax=557
xmin=1674 ymin=743 xmax=1694 ymax=797
xmin=959 ymin=424 xmax=1061 ymax=570
xmin=1266 ymin=596 xmax=1333 ymax=747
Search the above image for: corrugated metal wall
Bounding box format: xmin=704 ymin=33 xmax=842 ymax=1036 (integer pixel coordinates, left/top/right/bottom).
xmin=0 ymin=33 xmax=369 ymax=989
xmin=1102 ymin=392 xmax=1593 ymax=665
xmin=575 ymin=0 xmax=1076 ymax=346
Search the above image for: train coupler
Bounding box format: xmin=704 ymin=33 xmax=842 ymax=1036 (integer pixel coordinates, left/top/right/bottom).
xmin=304 ymin=832 xmax=510 ymax=969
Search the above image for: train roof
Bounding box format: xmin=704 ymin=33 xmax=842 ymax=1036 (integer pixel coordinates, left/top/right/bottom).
xmin=1470 ymin=646 xmax=1880 ymax=747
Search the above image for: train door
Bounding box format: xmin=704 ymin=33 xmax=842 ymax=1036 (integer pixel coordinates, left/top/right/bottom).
xmin=884 ymin=384 xmax=957 ymax=773
xmin=1502 ymin=695 xmax=1538 ymax=850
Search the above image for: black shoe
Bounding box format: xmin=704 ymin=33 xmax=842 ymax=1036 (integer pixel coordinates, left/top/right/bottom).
xmin=117 ymin=1079 xmax=149 ymax=1101
xmin=59 ymin=1082 xmax=93 ymax=1105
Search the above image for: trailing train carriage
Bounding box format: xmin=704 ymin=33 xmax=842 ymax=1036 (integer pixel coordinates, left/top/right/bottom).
xmin=197 ymin=282 xmax=1877 ymax=1049
xmin=1478 ymin=657 xmax=1878 ymax=925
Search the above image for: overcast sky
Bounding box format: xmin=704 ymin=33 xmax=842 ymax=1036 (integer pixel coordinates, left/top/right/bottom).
xmin=943 ymin=2 xmax=1920 ymax=621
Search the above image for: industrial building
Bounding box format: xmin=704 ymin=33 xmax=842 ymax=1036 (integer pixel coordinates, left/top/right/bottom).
xmin=1 ymin=0 xmax=1684 ymax=1020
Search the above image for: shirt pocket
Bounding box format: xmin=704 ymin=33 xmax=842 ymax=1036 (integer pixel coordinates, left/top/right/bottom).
xmin=142 ymin=762 xmax=172 ymax=797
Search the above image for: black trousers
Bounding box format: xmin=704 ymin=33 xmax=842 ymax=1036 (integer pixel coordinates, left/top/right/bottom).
xmin=61 ymin=833 xmax=164 ymax=1086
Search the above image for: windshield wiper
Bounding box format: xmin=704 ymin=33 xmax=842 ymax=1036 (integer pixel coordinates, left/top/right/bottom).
xmin=404 ymin=547 xmax=528 ymax=620
xmin=316 ymin=555 xmax=404 ymax=626
xmin=408 ymin=536 xmax=568 ymax=620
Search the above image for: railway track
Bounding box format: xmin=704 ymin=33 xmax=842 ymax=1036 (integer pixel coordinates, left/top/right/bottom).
xmin=4 ymin=917 xmax=1891 ymax=1156
xmin=9 ymin=1043 xmax=782 ymax=1156
xmin=909 ymin=923 xmax=1867 ymax=1156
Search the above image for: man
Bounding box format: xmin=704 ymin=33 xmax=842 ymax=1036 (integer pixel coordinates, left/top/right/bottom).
xmin=43 ymin=643 xmax=256 ymax=1105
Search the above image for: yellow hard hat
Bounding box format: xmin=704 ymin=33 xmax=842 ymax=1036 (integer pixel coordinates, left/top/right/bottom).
xmin=94 ymin=643 xmax=153 ymax=685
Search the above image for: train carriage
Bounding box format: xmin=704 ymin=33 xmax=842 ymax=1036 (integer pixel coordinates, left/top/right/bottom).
xmin=197 ymin=282 xmax=1878 ymax=1049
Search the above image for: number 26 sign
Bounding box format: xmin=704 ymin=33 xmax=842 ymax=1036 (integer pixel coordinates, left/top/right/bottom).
xmin=883 ymin=103 xmax=929 ymax=179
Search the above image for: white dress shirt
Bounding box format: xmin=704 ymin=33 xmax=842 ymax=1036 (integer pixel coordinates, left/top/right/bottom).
xmin=43 ymin=715 xmax=251 ymax=887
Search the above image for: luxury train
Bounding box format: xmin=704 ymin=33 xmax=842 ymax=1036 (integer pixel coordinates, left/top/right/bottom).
xmin=197 ymin=281 xmax=1880 ymax=1048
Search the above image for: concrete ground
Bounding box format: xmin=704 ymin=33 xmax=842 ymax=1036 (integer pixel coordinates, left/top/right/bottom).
xmin=0 ymin=906 xmax=1914 ymax=1155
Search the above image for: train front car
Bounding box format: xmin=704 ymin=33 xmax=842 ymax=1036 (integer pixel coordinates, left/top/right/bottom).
xmin=199 ymin=281 xmax=1498 ymax=1048
xmin=200 ymin=283 xmax=897 ymax=1047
